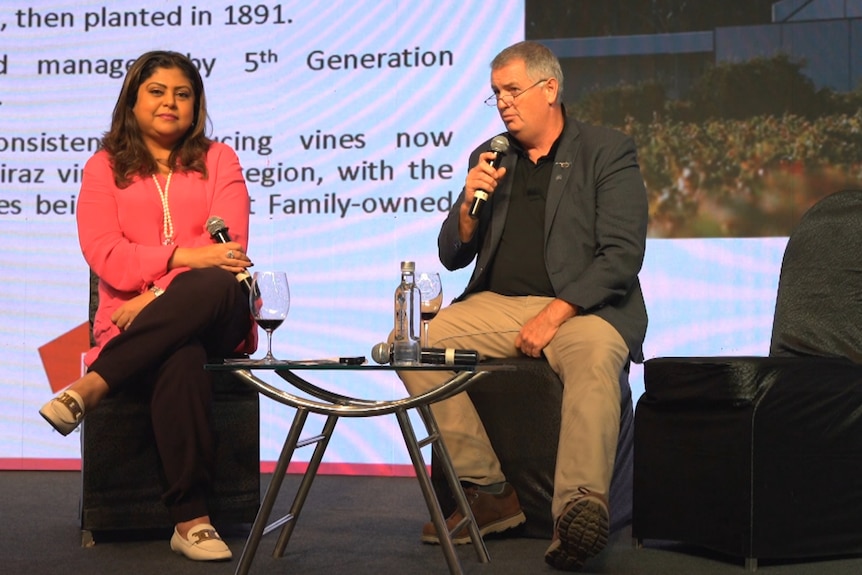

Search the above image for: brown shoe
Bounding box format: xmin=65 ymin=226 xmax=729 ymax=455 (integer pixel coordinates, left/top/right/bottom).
xmin=422 ymin=483 xmax=526 ymax=545
xmin=544 ymin=489 xmax=609 ymax=571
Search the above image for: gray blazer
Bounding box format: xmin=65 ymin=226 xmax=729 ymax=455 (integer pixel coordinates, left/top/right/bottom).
xmin=438 ymin=117 xmax=648 ymax=362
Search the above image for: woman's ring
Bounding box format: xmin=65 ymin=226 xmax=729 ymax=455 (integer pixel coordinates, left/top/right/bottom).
xmin=227 ymin=250 xmax=234 ymax=259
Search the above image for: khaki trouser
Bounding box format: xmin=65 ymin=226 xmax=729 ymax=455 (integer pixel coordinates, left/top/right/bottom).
xmin=397 ymin=291 xmax=628 ymax=520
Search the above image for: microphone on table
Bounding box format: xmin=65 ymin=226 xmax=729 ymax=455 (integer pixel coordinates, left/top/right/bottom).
xmin=205 ymin=216 xmax=253 ymax=294
xmin=468 ymin=135 xmax=510 ymax=219
xmin=371 ymin=342 xmax=480 ymax=366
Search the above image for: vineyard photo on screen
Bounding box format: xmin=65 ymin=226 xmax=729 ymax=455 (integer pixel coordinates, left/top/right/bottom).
xmin=528 ymin=0 xmax=862 ymax=238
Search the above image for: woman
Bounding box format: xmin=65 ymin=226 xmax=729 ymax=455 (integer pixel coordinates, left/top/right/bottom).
xmin=39 ymin=51 xmax=255 ymax=561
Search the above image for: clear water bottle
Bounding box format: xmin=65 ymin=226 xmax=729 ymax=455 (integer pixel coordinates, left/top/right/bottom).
xmin=393 ymin=261 xmax=421 ymax=365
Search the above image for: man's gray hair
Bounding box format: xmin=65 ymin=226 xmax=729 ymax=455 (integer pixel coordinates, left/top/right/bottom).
xmin=491 ymin=41 xmax=564 ymax=103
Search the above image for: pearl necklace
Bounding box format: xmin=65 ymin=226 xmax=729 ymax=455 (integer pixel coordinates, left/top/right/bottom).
xmin=152 ymin=171 xmax=174 ymax=245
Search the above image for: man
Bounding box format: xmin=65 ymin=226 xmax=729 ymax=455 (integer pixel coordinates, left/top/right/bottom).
xmin=396 ymin=41 xmax=648 ymax=571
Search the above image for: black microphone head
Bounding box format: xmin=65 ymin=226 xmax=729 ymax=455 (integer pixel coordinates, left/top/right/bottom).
xmin=205 ymin=216 xmax=226 ymax=236
xmin=371 ymin=342 xmax=391 ymax=364
xmin=490 ymin=135 xmax=510 ymax=155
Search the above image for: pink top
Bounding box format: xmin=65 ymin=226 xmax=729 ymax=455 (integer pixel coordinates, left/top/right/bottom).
xmin=77 ymin=142 xmax=253 ymax=365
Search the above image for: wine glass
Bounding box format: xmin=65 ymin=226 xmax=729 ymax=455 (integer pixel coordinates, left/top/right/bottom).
xmin=416 ymin=272 xmax=443 ymax=348
xmin=250 ymin=271 xmax=290 ymax=364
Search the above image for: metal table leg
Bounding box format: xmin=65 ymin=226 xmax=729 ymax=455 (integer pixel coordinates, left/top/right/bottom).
xmin=272 ymin=413 xmax=338 ymax=556
xmin=235 ymin=406 xmax=310 ymax=575
xmin=417 ymin=403 xmax=489 ymax=564
xmin=395 ymin=405 xmax=490 ymax=575
xmin=235 ymin=408 xmax=338 ymax=575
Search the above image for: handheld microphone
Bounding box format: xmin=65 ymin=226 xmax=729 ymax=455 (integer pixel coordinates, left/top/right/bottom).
xmin=371 ymin=342 xmax=480 ymax=366
xmin=204 ymin=216 xmax=253 ymax=294
xmin=469 ymin=135 xmax=510 ymax=219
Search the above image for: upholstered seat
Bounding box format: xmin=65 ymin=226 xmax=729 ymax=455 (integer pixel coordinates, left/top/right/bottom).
xmin=632 ymin=190 xmax=862 ymax=569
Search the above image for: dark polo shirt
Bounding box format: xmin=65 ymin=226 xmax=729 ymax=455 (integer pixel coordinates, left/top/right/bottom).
xmin=486 ymin=131 xmax=562 ymax=297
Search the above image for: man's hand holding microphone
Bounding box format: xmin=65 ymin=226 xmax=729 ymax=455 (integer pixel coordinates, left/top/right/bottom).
xmin=460 ymin=135 xmax=509 ymax=240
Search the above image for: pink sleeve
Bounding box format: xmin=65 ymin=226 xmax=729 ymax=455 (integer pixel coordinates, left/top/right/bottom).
xmin=77 ymin=145 xmax=251 ymax=294
xmin=205 ymin=143 xmax=251 ymax=252
xmin=76 ymin=151 xmax=177 ymax=293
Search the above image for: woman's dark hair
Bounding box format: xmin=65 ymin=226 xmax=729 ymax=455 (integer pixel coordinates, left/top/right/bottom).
xmin=101 ymin=50 xmax=211 ymax=187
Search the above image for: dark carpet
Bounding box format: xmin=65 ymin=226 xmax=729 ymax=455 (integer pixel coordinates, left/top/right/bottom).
xmin=2 ymin=471 xmax=861 ymax=575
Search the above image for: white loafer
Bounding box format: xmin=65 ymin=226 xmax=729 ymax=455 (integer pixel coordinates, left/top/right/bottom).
xmin=170 ymin=523 xmax=232 ymax=561
xmin=39 ymin=390 xmax=85 ymax=436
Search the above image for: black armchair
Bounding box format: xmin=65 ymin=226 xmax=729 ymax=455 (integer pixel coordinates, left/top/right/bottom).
xmin=632 ymin=190 xmax=862 ymax=569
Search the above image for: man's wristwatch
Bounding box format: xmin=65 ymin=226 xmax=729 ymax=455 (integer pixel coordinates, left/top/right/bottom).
xmin=149 ymin=285 xmax=165 ymax=298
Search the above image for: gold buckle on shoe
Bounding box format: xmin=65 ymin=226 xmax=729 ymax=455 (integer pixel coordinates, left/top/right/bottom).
xmin=57 ymin=392 xmax=83 ymax=421
xmin=191 ymin=529 xmax=222 ymax=544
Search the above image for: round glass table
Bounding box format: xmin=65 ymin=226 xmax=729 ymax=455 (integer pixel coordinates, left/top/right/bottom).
xmin=206 ymin=359 xmax=515 ymax=575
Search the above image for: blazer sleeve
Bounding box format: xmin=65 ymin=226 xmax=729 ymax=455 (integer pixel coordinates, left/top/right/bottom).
xmin=438 ymin=145 xmax=486 ymax=271
xmin=554 ymin=131 xmax=648 ymax=313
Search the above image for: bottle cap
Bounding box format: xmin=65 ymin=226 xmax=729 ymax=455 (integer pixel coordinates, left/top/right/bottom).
xmin=400 ymin=261 xmax=415 ymax=272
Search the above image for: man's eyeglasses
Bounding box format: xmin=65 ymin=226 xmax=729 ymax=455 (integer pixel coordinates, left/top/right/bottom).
xmin=484 ymin=79 xmax=549 ymax=107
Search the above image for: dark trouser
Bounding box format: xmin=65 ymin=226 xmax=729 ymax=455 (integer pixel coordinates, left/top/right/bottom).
xmin=89 ymin=267 xmax=252 ymax=523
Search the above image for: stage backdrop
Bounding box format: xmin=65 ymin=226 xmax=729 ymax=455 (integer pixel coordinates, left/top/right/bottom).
xmin=2 ymin=1 xmax=793 ymax=472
